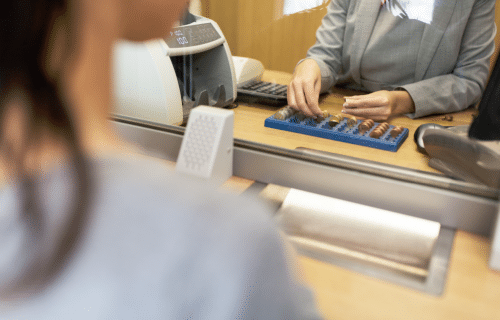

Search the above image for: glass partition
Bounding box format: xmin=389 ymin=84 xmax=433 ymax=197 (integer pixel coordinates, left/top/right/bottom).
xmin=183 ymin=0 xmax=500 ymax=195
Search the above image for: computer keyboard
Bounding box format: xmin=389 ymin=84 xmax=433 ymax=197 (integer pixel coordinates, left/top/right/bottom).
xmin=237 ymin=80 xmax=288 ymax=106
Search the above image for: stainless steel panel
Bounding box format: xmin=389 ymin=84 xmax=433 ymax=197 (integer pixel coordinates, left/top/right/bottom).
xmin=292 ymin=227 xmax=455 ymax=296
xmin=112 ymin=117 xmax=499 ymax=236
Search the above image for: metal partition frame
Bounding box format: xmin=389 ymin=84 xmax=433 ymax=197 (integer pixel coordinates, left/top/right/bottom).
xmin=113 ymin=116 xmax=499 ymax=236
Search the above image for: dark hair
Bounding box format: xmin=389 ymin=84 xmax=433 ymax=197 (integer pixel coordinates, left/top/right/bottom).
xmin=469 ymin=54 xmax=500 ymax=140
xmin=0 ymin=0 xmax=91 ymax=298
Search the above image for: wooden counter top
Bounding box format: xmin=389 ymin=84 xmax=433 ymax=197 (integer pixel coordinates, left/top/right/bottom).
xmin=300 ymin=230 xmax=500 ymax=320
xmin=233 ymin=71 xmax=476 ymax=174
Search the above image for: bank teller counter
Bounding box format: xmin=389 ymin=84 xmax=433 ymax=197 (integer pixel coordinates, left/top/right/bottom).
xmin=109 ymin=1 xmax=500 ymax=317
xmin=108 ymin=3 xmax=500 ymax=316
xmin=113 ymin=71 xmax=500 ymax=319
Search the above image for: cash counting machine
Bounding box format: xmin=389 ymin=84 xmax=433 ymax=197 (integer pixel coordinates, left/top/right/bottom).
xmin=113 ymin=12 xmax=237 ymax=126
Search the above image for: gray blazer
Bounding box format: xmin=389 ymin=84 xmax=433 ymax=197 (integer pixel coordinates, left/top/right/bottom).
xmin=306 ymin=0 xmax=496 ymax=118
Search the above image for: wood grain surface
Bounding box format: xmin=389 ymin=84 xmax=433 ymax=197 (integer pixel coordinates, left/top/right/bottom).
xmin=298 ymin=230 xmax=500 ymax=320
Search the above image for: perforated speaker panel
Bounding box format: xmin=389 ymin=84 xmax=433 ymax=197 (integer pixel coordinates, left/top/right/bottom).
xmin=175 ymin=106 xmax=233 ymax=183
xmin=180 ymin=114 xmax=218 ymax=172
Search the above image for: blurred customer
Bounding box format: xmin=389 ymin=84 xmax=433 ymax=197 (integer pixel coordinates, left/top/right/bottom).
xmin=0 ymin=0 xmax=321 ymax=318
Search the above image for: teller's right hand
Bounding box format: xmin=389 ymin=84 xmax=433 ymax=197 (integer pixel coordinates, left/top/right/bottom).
xmin=287 ymin=59 xmax=323 ymax=118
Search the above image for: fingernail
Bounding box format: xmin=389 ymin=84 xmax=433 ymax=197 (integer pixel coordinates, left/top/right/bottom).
xmin=343 ymin=102 xmax=348 ymax=108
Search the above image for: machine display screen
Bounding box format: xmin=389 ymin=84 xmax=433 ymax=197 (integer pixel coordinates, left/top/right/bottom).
xmin=166 ymin=23 xmax=221 ymax=48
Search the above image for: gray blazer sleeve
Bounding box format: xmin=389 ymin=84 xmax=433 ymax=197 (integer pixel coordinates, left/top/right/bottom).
xmin=303 ymin=0 xmax=495 ymax=118
xmin=304 ymin=0 xmax=350 ymax=93
xmin=401 ymin=0 xmax=496 ymax=118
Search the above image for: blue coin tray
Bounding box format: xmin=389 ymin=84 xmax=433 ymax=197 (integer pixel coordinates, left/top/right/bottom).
xmin=264 ymin=113 xmax=409 ymax=152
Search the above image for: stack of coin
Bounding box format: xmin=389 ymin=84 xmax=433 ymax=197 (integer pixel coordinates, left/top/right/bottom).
xmin=390 ymin=126 xmax=404 ymax=138
xmin=358 ymin=119 xmax=375 ymax=134
xmin=370 ymin=122 xmax=390 ymax=138
xmin=314 ymin=110 xmax=330 ymax=123
xmin=328 ymin=114 xmax=343 ymax=127
xmin=343 ymin=115 xmax=357 ymax=127
xmin=274 ymin=106 xmax=297 ymax=120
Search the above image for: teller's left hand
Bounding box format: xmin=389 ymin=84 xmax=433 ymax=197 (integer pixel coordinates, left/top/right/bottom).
xmin=341 ymin=90 xmax=415 ymax=121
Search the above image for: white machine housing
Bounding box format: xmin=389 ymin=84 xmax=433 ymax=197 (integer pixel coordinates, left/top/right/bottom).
xmin=113 ymin=14 xmax=237 ymax=126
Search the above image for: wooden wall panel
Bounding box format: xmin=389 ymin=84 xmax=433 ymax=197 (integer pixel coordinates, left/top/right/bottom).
xmin=236 ymin=0 xmax=276 ymax=68
xmin=267 ymin=5 xmax=328 ymax=72
xmin=203 ymin=0 xmax=329 ymax=73
xmin=202 ymin=0 xmax=240 ymax=56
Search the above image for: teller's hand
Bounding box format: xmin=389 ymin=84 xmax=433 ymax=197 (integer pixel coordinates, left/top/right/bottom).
xmin=287 ymin=59 xmax=323 ymax=118
xmin=341 ymin=90 xmax=415 ymax=121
